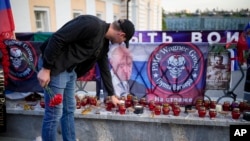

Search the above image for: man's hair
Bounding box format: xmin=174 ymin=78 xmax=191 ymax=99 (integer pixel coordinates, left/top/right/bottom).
xmin=112 ymin=20 xmax=122 ymax=31
xmin=111 ymin=19 xmax=135 ymax=48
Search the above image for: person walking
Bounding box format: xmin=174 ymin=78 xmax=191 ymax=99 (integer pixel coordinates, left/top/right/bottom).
xmin=37 ymin=15 xmax=135 ymax=141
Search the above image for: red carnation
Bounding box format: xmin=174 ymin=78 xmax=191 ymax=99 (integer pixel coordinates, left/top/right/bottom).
xmin=22 ymin=53 xmax=63 ymax=107
xmin=49 ymin=93 xmax=63 ymax=107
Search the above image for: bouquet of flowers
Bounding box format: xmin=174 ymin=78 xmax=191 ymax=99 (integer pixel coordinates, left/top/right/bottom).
xmin=22 ymin=53 xmax=62 ymax=107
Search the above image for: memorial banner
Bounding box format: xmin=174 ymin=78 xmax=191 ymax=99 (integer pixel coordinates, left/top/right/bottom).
xmin=3 ymin=40 xmax=43 ymax=93
xmin=2 ymin=39 xmax=97 ymax=99
xmin=109 ymin=42 xmax=209 ymax=105
xmin=0 ymin=66 xmax=6 ymax=133
xmin=15 ymin=30 xmax=241 ymax=44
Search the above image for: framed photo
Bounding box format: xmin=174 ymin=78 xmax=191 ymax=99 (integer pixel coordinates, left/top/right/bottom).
xmin=205 ymin=51 xmax=231 ymax=90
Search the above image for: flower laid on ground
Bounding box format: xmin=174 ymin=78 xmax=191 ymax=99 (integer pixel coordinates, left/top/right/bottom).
xmin=22 ymin=53 xmax=62 ymax=107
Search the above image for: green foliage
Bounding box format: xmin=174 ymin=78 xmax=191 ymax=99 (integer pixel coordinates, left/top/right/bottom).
xmin=162 ymin=8 xmax=167 ymax=30
xmin=208 ymin=43 xmax=236 ymax=53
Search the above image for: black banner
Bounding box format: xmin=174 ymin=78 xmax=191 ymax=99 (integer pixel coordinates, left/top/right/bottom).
xmin=0 ymin=66 xmax=6 ymax=132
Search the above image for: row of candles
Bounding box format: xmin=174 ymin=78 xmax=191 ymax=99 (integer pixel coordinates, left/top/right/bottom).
xmin=73 ymin=94 xmax=250 ymax=119
xmin=195 ymin=99 xmax=250 ymax=119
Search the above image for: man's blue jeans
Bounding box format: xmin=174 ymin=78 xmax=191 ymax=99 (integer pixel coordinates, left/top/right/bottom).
xmin=39 ymin=58 xmax=77 ymax=141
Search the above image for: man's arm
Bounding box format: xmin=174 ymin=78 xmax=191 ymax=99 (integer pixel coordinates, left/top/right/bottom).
xmin=97 ymin=53 xmax=120 ymax=106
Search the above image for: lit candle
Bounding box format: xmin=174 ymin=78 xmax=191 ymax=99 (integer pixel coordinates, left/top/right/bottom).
xmin=216 ymin=104 xmax=222 ymax=112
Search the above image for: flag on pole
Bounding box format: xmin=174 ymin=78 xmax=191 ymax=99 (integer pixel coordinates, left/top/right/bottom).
xmin=0 ymin=0 xmax=15 ymax=133
xmin=0 ymin=0 xmax=15 ymax=39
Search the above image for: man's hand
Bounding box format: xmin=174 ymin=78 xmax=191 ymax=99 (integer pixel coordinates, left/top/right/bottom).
xmin=37 ymin=68 xmax=51 ymax=87
xmin=111 ymin=95 xmax=120 ymax=106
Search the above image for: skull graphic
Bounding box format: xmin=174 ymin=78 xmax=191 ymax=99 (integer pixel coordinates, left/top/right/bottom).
xmin=166 ymin=55 xmax=186 ymax=78
xmin=10 ymin=47 xmax=23 ymax=68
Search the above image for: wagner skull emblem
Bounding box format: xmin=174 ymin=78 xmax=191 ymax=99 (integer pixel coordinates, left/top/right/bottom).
xmin=10 ymin=47 xmax=23 ymax=68
xmin=166 ymin=55 xmax=186 ymax=78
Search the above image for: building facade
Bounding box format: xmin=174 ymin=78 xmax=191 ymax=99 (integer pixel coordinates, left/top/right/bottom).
xmin=9 ymin=0 xmax=162 ymax=33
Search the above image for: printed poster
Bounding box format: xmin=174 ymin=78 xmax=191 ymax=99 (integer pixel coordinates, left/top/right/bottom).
xmin=109 ymin=42 xmax=209 ymax=105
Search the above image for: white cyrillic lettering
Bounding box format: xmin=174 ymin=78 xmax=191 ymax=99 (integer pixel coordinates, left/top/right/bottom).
xmin=207 ymin=32 xmax=220 ymax=43
xmin=191 ymin=32 xmax=202 ymax=43
xmin=162 ymin=33 xmax=173 ymax=42
xmin=227 ymin=32 xmax=240 ymax=43
xmin=147 ymin=32 xmax=158 ymax=43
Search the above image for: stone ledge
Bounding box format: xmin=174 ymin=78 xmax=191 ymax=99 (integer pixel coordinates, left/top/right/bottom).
xmin=6 ymin=106 xmax=250 ymax=127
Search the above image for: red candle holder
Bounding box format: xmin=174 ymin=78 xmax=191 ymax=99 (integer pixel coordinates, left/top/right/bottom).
xmin=231 ymin=108 xmax=241 ymax=120
xmin=239 ymin=100 xmax=247 ymax=112
xmin=118 ymin=104 xmax=126 ymax=115
xmin=76 ymin=100 xmax=81 ymax=109
xmin=173 ymin=105 xmax=181 ymax=116
xmin=81 ymin=98 xmax=88 ymax=107
xmin=127 ymin=94 xmax=133 ymax=101
xmin=209 ymin=109 xmax=217 ymax=119
xmin=203 ymin=100 xmax=210 ymax=110
xmin=162 ymin=103 xmax=170 ymax=115
xmin=89 ymin=96 xmax=97 ymax=106
xmin=154 ymin=105 xmax=161 ymax=115
xmin=198 ymin=106 xmax=206 ymax=118
xmin=222 ymin=101 xmax=231 ymax=111
xmin=139 ymin=98 xmax=147 ymax=107
xmin=171 ymin=101 xmax=179 ymax=109
xmin=106 ymin=100 xmax=114 ymax=111
xmin=148 ymin=100 xmax=155 ymax=111
xmin=40 ymin=99 xmax=45 ymax=108
xmin=125 ymin=99 xmax=132 ymax=108
xmin=210 ymin=100 xmax=216 ymax=109
xmin=195 ymin=102 xmax=203 ymax=110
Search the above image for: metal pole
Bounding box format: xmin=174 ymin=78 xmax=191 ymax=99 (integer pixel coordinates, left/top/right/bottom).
xmin=127 ymin=0 xmax=131 ymax=19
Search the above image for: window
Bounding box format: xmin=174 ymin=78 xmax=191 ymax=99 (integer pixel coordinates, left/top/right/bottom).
xmin=34 ymin=7 xmax=50 ymax=32
xmin=96 ymin=13 xmax=102 ymax=19
xmin=113 ymin=15 xmax=118 ymax=21
xmin=73 ymin=10 xmax=83 ymax=18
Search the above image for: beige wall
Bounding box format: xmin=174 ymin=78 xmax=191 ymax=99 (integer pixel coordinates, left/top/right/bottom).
xmin=29 ymin=0 xmax=57 ymax=31
xmin=113 ymin=4 xmax=120 ymax=19
xmin=96 ymin=0 xmax=106 ymax=20
xmin=71 ymin=0 xmax=86 ymax=16
xmin=13 ymin=0 xmax=162 ymax=32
